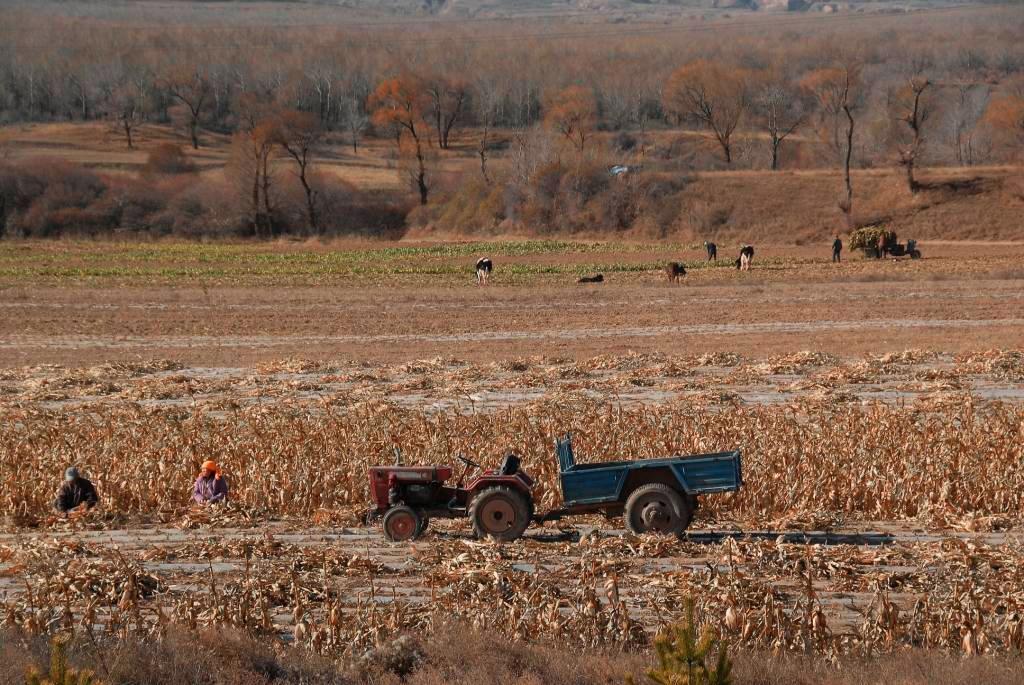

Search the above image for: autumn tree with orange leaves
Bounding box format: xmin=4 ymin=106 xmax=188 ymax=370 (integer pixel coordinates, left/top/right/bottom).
xmin=228 ymin=119 xmax=278 ymax=237
xmin=369 ymin=75 xmax=431 ymax=205
xmin=544 ymin=86 xmax=597 ymax=156
xmin=984 ymin=92 xmax=1024 ymax=153
xmin=664 ymin=60 xmax=749 ymax=164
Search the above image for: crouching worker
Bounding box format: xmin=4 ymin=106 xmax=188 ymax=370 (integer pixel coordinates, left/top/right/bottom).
xmin=54 ymin=467 xmax=99 ymax=515
xmin=193 ymin=460 xmax=228 ymax=504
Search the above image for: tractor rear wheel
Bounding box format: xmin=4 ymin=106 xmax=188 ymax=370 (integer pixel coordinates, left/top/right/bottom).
xmin=382 ymin=505 xmax=422 ymax=542
xmin=624 ymin=484 xmax=691 ymax=536
xmin=470 ymin=487 xmax=531 ymax=542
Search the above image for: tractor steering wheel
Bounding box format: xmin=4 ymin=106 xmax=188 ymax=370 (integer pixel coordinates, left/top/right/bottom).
xmin=457 ymin=454 xmax=483 ymax=470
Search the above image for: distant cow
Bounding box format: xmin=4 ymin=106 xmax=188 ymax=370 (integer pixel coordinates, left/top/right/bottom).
xmin=704 ymin=241 xmax=717 ymax=261
xmin=577 ymin=273 xmax=604 ymax=284
xmin=475 ymin=257 xmax=493 ymax=285
xmin=735 ymin=245 xmax=754 ymax=271
xmin=665 ymin=262 xmax=686 ymax=283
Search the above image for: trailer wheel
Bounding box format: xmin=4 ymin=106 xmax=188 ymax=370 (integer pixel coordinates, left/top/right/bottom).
xmin=470 ymin=487 xmax=531 ymax=542
xmin=624 ymin=484 xmax=691 ymax=536
xmin=382 ymin=505 xmax=422 ymax=542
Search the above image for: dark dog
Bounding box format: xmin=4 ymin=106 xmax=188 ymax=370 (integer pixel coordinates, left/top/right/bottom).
xmin=577 ymin=273 xmax=604 ymax=284
xmin=475 ymin=257 xmax=493 ymax=285
xmin=735 ymin=245 xmax=754 ymax=271
xmin=665 ymin=262 xmax=686 ymax=283
xmin=704 ymin=241 xmax=717 ymax=261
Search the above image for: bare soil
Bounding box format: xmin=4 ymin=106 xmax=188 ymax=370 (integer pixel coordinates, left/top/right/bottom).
xmin=2 ymin=242 xmax=1022 ymax=367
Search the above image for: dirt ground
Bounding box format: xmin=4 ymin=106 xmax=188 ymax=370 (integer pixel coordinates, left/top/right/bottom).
xmin=2 ymin=241 xmax=1023 ymax=367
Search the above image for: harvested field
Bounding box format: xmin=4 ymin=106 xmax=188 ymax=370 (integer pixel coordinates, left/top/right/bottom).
xmin=2 ymin=240 xmax=1023 ymax=670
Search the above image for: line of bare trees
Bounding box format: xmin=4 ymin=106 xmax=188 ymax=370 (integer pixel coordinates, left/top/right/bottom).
xmin=1 ymin=5 xmax=1023 ymax=237
xmin=1 ymin=7 xmax=1021 ymax=162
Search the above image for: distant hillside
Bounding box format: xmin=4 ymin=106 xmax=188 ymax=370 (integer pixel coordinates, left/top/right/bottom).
xmin=5 ymin=0 xmax=985 ymax=24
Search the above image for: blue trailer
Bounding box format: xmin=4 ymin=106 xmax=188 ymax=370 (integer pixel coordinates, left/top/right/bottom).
xmin=540 ymin=434 xmax=742 ymax=535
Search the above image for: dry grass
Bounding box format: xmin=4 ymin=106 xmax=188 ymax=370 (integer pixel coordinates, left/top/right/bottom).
xmin=2 ymin=121 xmax=1022 ymax=241
xmin=3 ymin=623 xmax=1024 ymax=685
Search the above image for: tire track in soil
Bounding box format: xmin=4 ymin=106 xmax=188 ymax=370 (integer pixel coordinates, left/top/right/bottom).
xmin=3 ymin=318 xmax=1023 ymax=350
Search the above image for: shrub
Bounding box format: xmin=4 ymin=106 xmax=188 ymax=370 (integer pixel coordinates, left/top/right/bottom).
xmin=142 ymin=143 xmax=197 ymax=176
xmin=628 ymin=598 xmax=733 ymax=685
xmin=25 ymin=635 xmax=100 ymax=685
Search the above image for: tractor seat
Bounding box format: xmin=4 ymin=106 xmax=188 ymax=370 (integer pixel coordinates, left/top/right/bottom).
xmin=499 ymin=452 xmax=521 ymax=476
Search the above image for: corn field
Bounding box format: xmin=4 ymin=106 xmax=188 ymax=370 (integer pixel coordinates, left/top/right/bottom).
xmin=2 ymin=350 xmax=1023 ymax=660
xmin=2 ymin=397 xmax=1023 ymax=526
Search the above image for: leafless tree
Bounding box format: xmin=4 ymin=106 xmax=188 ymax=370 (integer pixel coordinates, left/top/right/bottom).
xmin=664 ymin=60 xmax=749 ymax=164
xmin=802 ymin=63 xmax=862 ymax=228
xmin=273 ymin=110 xmax=324 ymax=233
xmin=891 ymin=74 xmax=932 ymax=193
xmin=947 ymin=83 xmax=989 ymax=166
xmin=754 ymin=83 xmax=805 ymax=171
xmin=108 ymin=82 xmax=143 ymax=149
xmin=425 ymin=77 xmax=468 ymax=150
xmin=163 ymin=67 xmax=212 ymax=149
xmin=474 ymin=77 xmax=504 ymax=184
xmin=340 ymin=97 xmax=367 ymax=154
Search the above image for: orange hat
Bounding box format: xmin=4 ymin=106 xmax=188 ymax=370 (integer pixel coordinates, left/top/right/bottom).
xmin=200 ymin=460 xmax=222 ymax=479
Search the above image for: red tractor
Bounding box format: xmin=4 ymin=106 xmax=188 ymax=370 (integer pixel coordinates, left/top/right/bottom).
xmin=368 ymin=452 xmax=533 ymax=542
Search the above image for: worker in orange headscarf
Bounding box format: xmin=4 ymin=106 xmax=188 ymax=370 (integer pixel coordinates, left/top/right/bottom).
xmin=192 ymin=460 xmax=228 ymax=504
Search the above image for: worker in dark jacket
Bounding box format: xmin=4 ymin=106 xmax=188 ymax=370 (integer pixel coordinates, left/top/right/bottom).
xmin=54 ymin=467 xmax=99 ymax=514
xmin=832 ymin=236 xmax=843 ymax=263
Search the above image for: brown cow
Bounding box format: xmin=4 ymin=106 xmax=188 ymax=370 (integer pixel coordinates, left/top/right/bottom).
xmin=665 ymin=262 xmax=686 ymax=283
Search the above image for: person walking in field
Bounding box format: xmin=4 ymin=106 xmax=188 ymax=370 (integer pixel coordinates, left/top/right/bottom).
xmin=832 ymin=235 xmax=843 ymax=263
xmin=193 ymin=460 xmax=228 ymax=505
xmin=54 ymin=467 xmax=99 ymax=515
xmin=704 ymin=241 xmax=717 ymax=262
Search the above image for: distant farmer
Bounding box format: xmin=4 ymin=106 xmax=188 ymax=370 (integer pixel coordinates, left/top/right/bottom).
xmin=875 ymin=234 xmax=885 ymax=259
xmin=704 ymin=241 xmax=717 ymax=262
xmin=193 ymin=460 xmax=228 ymax=505
xmin=475 ymin=257 xmax=493 ymax=286
xmin=832 ymin=235 xmax=843 ymax=263
xmin=54 ymin=467 xmax=99 ymax=515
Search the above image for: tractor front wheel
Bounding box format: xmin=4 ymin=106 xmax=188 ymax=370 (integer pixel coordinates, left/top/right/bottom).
xmin=624 ymin=484 xmax=691 ymax=536
xmin=470 ymin=487 xmax=531 ymax=542
xmin=382 ymin=505 xmax=422 ymax=542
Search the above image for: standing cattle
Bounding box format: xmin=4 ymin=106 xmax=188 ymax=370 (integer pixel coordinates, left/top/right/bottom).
xmin=475 ymin=257 xmax=493 ymax=285
xmin=665 ymin=262 xmax=686 ymax=283
xmin=735 ymin=245 xmax=754 ymax=271
xmin=704 ymin=241 xmax=717 ymax=261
